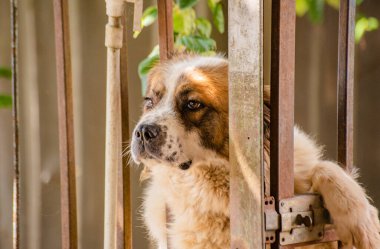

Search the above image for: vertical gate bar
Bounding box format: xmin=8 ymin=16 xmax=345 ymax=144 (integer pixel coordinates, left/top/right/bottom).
xmin=104 ymin=2 xmax=125 ymax=246
xmin=53 ymin=0 xmax=78 ymax=248
xmin=10 ymin=0 xmax=20 ymax=248
xmin=270 ymin=0 xmax=295 ymax=203
xmin=157 ymin=0 xmax=174 ymax=60
xmin=119 ymin=13 xmax=132 ymax=249
xmin=270 ymin=0 xmax=295 ymax=247
xmin=337 ymin=0 xmax=355 ymax=170
xmin=157 ymin=1 xmax=174 ymax=247
xmin=229 ymin=0 xmax=265 ymax=248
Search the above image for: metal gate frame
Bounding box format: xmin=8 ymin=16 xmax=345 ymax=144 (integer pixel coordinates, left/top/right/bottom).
xmin=10 ymin=0 xmax=356 ymax=248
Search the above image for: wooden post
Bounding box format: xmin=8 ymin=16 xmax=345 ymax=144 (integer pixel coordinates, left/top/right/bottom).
xmin=119 ymin=13 xmax=132 ymax=249
xmin=157 ymin=0 xmax=174 ymax=60
xmin=157 ymin=1 xmax=174 ymax=247
xmin=53 ymin=0 xmax=78 ymax=248
xmin=270 ymin=0 xmax=295 ymax=248
xmin=229 ymin=0 xmax=265 ymax=248
xmin=337 ymin=0 xmax=355 ymax=170
xmin=104 ymin=2 xmax=125 ymax=248
xmin=10 ymin=0 xmax=20 ymax=248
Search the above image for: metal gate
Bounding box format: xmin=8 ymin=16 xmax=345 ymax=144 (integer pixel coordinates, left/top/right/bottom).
xmin=9 ymin=0 xmax=356 ymax=248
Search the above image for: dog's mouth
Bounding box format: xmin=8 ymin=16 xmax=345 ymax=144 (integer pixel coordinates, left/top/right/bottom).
xmin=133 ymin=142 xmax=193 ymax=170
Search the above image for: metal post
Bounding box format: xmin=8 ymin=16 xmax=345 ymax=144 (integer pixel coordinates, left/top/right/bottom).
xmin=270 ymin=0 xmax=295 ymax=248
xmin=10 ymin=0 xmax=20 ymax=248
xmin=53 ymin=0 xmax=79 ymax=248
xmin=229 ymin=0 xmax=265 ymax=248
xmin=337 ymin=0 xmax=355 ymax=170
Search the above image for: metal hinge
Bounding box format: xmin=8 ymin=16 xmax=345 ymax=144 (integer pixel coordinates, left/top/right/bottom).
xmin=264 ymin=194 xmax=332 ymax=245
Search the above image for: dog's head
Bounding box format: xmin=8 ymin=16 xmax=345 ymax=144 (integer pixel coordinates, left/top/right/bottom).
xmin=131 ymin=55 xmax=228 ymax=170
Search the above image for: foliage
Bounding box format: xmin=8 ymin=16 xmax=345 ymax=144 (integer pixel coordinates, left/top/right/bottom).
xmin=355 ymin=16 xmax=379 ymax=42
xmin=135 ymin=0 xmax=378 ymax=94
xmin=138 ymin=45 xmax=160 ymax=93
xmin=0 ymin=67 xmax=12 ymax=79
xmin=0 ymin=94 xmax=12 ymax=108
xmin=134 ymin=0 xmax=225 ymax=93
xmin=0 ymin=67 xmax=12 ymax=109
xmin=296 ymin=0 xmax=379 ymax=43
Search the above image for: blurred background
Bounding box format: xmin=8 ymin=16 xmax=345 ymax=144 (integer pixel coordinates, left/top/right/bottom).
xmin=1 ymin=0 xmax=380 ymax=248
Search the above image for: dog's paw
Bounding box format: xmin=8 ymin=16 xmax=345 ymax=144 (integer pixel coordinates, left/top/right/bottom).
xmin=311 ymin=161 xmax=380 ymax=249
xmin=332 ymin=202 xmax=380 ymax=249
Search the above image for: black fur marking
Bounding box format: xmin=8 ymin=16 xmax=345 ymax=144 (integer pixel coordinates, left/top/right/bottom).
xmin=166 ymin=151 xmax=178 ymax=162
xmin=179 ymin=160 xmax=192 ymax=170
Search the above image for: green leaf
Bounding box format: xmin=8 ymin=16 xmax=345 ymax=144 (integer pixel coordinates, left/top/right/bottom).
xmin=177 ymin=35 xmax=216 ymax=53
xmin=207 ymin=0 xmax=219 ymax=10
xmin=356 ymin=0 xmax=364 ymax=6
xmin=0 ymin=67 xmax=12 ymax=79
xmin=138 ymin=46 xmax=160 ymax=95
xmin=207 ymin=0 xmax=224 ymax=34
xmin=142 ymin=6 xmax=158 ymax=27
xmin=212 ymin=3 xmax=225 ymax=33
xmin=196 ymin=18 xmax=212 ymax=38
xmin=367 ymin=17 xmax=380 ymax=30
xmin=355 ymin=16 xmax=379 ymax=43
xmin=326 ymin=0 xmax=339 ymax=10
xmin=307 ymin=0 xmax=325 ymax=23
xmin=177 ymin=0 xmax=199 ymax=9
xmin=173 ymin=6 xmax=196 ymax=35
xmin=200 ymin=50 xmax=217 ymax=56
xmin=134 ymin=6 xmax=158 ymax=38
xmin=296 ymin=0 xmax=310 ymax=16
xmin=0 ymin=95 xmax=12 ymax=108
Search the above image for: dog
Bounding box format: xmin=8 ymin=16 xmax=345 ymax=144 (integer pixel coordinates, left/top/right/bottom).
xmin=130 ymin=54 xmax=380 ymax=249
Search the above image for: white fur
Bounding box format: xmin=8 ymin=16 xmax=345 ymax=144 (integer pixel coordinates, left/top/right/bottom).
xmin=133 ymin=56 xmax=380 ymax=249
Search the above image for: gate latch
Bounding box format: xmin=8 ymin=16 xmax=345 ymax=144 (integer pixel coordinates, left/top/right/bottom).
xmin=264 ymin=194 xmax=331 ymax=245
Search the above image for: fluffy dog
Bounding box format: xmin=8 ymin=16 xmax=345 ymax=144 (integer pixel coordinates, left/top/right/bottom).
xmin=130 ymin=55 xmax=380 ymax=249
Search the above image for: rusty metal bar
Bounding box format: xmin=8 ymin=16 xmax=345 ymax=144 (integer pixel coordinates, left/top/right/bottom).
xmin=270 ymin=0 xmax=295 ymax=248
xmin=53 ymin=0 xmax=78 ymax=248
xmin=270 ymin=0 xmax=295 ymax=205
xmin=10 ymin=0 xmax=20 ymax=248
xmin=229 ymin=0 xmax=265 ymax=248
xmin=157 ymin=0 xmax=174 ymax=60
xmin=118 ymin=13 xmax=132 ymax=249
xmin=337 ymin=0 xmax=355 ymax=170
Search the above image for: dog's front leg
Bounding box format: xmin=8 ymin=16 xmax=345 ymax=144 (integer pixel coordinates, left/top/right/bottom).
xmin=143 ymin=181 xmax=169 ymax=249
xmin=309 ymin=160 xmax=380 ymax=249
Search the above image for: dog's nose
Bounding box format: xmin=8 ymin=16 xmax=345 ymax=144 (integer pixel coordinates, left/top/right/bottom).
xmin=136 ymin=124 xmax=161 ymax=142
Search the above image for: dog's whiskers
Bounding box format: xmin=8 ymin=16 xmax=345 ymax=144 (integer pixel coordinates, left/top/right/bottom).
xmin=121 ymin=140 xmax=133 ymax=166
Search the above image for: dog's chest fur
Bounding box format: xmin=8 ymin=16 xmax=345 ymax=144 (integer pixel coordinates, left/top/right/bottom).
xmin=150 ymin=163 xmax=230 ymax=248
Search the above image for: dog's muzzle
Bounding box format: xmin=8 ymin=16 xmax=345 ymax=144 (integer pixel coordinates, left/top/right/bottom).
xmin=132 ymin=123 xmax=165 ymax=161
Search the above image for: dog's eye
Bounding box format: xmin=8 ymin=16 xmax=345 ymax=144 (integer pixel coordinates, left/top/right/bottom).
xmin=186 ymin=100 xmax=204 ymax=111
xmin=144 ymin=97 xmax=154 ymax=109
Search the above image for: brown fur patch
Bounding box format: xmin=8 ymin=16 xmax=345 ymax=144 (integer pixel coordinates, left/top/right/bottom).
xmin=174 ymin=63 xmax=229 ymax=157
